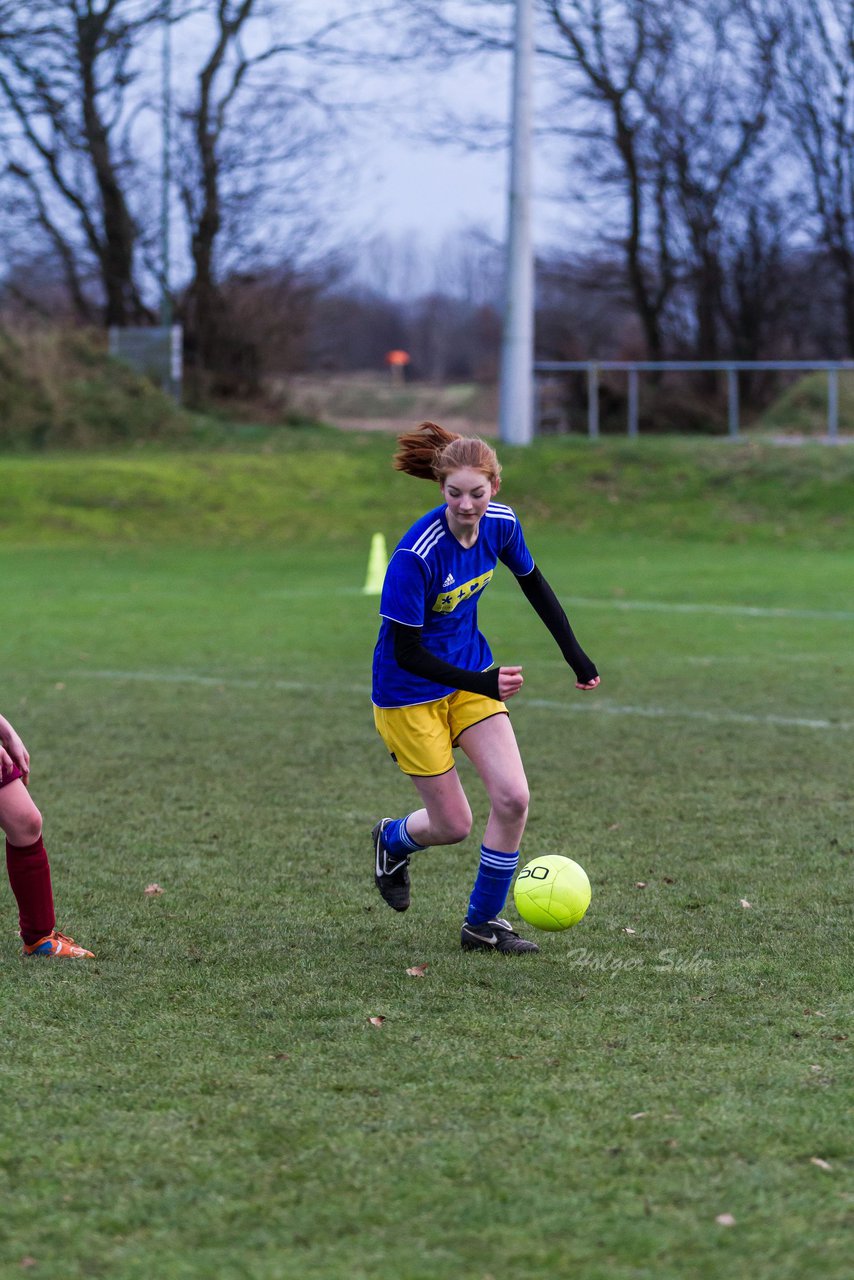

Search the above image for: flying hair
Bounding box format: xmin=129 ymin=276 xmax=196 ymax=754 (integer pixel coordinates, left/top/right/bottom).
xmin=393 ymin=421 xmax=502 ymax=485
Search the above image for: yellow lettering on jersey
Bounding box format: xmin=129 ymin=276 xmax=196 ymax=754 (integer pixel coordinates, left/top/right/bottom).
xmin=431 ymin=570 xmax=494 ymax=613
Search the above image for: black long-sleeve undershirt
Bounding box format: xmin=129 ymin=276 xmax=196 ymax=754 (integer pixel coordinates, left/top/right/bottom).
xmin=392 ymin=625 xmax=502 ymax=699
xmin=514 ymin=564 xmax=599 ymax=683
xmin=391 ymin=563 xmax=598 ymax=698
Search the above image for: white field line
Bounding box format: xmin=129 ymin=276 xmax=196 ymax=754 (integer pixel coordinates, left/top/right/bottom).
xmin=77 ymin=669 xmax=852 ymax=733
xmin=682 ymin=654 xmax=820 ymax=665
xmin=560 ymin=596 xmax=854 ymax=622
xmin=264 ymin=587 xmax=854 ymax=622
xmin=525 ymin=697 xmax=852 ymax=733
xmin=509 ymin=594 xmax=854 ymax=622
xmin=80 ymin=669 xmax=332 ymax=693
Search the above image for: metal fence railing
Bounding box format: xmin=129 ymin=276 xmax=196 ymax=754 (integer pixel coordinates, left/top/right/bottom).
xmin=533 ymin=360 xmax=854 ymax=439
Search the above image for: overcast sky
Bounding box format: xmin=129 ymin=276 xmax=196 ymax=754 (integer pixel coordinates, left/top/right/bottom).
xmin=147 ymin=1 xmax=577 ymax=286
xmin=308 ymin=14 xmax=576 ymax=259
xmin=308 ymin=3 xmax=516 ymax=250
xmin=344 ymin=122 xmax=509 ymax=246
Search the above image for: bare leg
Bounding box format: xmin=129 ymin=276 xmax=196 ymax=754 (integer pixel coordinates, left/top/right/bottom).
xmin=404 ymin=768 xmax=472 ymax=847
xmin=457 ymin=714 xmax=529 ymax=852
xmin=0 ymin=779 xmax=43 ymax=845
xmin=453 ymin=717 xmax=538 ymax=949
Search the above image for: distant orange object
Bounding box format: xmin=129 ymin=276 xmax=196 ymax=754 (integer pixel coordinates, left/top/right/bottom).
xmin=385 ymin=349 xmax=411 ymax=366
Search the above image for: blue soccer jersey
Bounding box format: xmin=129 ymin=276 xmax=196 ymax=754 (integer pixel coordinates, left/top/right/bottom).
xmin=371 ymin=501 xmax=535 ymax=708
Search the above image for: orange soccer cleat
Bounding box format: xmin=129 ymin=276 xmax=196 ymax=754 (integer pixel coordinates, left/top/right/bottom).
xmin=23 ymin=929 xmax=94 ymax=958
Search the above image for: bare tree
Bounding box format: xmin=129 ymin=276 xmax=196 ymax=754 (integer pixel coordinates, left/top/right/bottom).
xmin=0 ymin=0 xmax=411 ymax=383
xmin=0 ymin=0 xmax=164 ymax=323
xmin=174 ymin=0 xmax=412 ymax=386
xmin=540 ymin=1 xmax=782 ymax=361
xmin=177 ymin=1 xmax=315 ymax=381
xmin=398 ymin=1 xmax=794 ymax=367
xmin=539 ymin=0 xmax=684 ymax=358
xmin=398 ymin=1 xmax=684 ymax=358
xmin=655 ymin=4 xmax=776 ymax=359
xmin=754 ymin=0 xmax=854 ymax=353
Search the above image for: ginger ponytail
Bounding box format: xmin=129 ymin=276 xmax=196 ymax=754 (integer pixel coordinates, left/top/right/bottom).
xmin=393 ymin=422 xmax=460 ymax=480
xmin=393 ymin=421 xmax=502 ymax=485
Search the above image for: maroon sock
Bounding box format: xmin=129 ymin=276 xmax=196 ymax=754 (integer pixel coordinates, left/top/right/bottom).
xmin=6 ymin=836 xmax=56 ymax=945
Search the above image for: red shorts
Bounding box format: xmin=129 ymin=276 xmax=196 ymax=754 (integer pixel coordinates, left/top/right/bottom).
xmin=0 ymin=762 xmax=24 ymax=789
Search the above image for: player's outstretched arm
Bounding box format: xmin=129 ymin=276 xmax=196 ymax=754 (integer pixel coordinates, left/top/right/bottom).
xmin=514 ymin=566 xmax=600 ymax=691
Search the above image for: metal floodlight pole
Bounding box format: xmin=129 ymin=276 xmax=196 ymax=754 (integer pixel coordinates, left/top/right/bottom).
xmin=160 ymin=0 xmax=172 ymax=333
xmin=498 ymin=0 xmax=534 ymax=446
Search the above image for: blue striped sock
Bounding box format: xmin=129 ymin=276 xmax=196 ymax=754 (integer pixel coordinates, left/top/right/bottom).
xmin=383 ymin=816 xmax=426 ymax=858
xmin=466 ymin=846 xmax=519 ymax=925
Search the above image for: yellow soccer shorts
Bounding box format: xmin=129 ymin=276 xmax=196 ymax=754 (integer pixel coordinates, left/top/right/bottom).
xmin=373 ymin=690 xmax=509 ymax=777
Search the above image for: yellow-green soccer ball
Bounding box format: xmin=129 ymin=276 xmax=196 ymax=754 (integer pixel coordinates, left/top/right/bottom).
xmin=513 ymin=854 xmax=592 ymax=931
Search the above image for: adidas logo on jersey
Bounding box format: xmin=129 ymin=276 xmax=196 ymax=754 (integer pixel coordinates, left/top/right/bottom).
xmin=442 ymin=573 xmax=455 ymax=587
xmin=432 ymin=570 xmax=493 ymax=614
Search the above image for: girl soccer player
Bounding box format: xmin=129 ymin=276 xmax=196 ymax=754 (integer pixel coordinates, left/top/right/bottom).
xmin=371 ymin=422 xmax=599 ymax=954
xmin=0 ymin=711 xmax=93 ymax=957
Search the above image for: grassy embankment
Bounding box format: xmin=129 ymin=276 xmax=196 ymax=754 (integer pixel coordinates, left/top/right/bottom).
xmin=1 ymin=426 xmax=852 ymax=551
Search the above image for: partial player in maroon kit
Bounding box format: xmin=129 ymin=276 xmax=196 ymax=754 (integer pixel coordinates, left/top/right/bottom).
xmin=0 ymin=712 xmax=93 ymax=957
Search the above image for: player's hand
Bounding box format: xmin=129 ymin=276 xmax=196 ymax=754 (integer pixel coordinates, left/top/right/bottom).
xmin=0 ymin=723 xmax=30 ymax=775
xmin=0 ymin=744 xmax=27 ymax=782
xmin=498 ymin=666 xmax=524 ymax=700
xmin=575 ymin=675 xmax=600 ymax=691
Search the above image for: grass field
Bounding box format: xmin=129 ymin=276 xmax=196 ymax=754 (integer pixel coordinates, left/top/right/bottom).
xmin=0 ymin=433 xmax=852 ymax=1279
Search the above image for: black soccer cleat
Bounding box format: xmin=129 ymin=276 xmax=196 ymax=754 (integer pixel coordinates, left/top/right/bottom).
xmin=372 ymin=818 xmax=411 ymax=912
xmin=460 ymin=917 xmax=540 ymax=954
